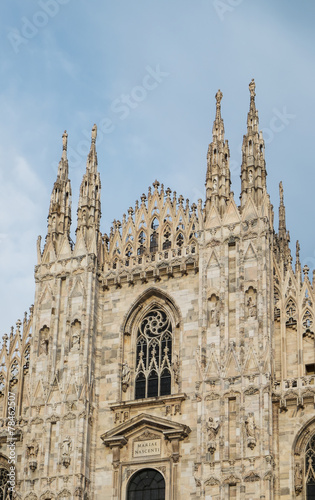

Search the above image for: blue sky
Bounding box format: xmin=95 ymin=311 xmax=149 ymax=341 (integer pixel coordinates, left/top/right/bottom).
xmin=1 ymin=0 xmax=315 ymax=333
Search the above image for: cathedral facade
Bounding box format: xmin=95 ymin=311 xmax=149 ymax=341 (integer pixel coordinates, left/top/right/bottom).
xmin=0 ymin=80 xmax=315 ymax=499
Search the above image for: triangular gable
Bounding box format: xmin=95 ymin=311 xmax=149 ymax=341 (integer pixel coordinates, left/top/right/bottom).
xmin=243 ymin=346 xmax=260 ymax=374
xmin=241 ymin=195 xmax=258 ymax=221
xmin=225 ymin=350 xmax=240 ymax=377
xmin=222 ymin=198 xmax=240 ymax=225
xmin=73 ymin=233 xmax=88 ymax=257
xmin=70 ymin=277 xmax=85 ymax=298
xmin=205 ymin=204 xmax=221 ymax=229
xmin=31 ymin=380 xmax=46 ymax=406
xmin=205 ymin=349 xmax=221 ymax=378
xmin=41 ymin=240 xmax=56 ymax=264
xmin=101 ymin=412 xmax=190 ymax=443
xmin=207 ymin=250 xmax=220 ymax=268
xmin=57 ymin=235 xmax=72 ymax=259
xmin=244 ymin=242 xmax=257 ymax=261
xmin=39 ymin=285 xmax=53 ymax=310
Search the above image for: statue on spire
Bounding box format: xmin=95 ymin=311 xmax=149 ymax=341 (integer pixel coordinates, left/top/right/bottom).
xmin=215 ymin=89 xmax=223 ymax=106
xmin=62 ymin=130 xmax=68 ymax=151
xmin=215 ymin=89 xmax=223 ymax=120
xmin=91 ymin=124 xmax=97 ymax=143
xmin=249 ymin=78 xmax=256 ymax=100
xmin=279 ymin=181 xmax=284 ymax=205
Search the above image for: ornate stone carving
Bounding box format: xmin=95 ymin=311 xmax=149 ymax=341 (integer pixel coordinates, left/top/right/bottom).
xmin=27 ymin=440 xmax=39 ymax=471
xmin=206 ymin=417 xmax=220 ymax=454
xmin=61 ymin=436 xmax=72 ymax=468
xmin=294 ymin=463 xmax=303 ymax=495
xmin=121 ymin=362 xmax=130 ymax=392
xmin=245 ymin=413 xmax=256 ymax=450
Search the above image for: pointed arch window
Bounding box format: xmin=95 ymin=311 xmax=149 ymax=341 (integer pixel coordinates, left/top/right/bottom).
xmin=137 ymin=231 xmax=146 ymax=256
xmin=306 ymin=435 xmax=315 ymax=498
xmin=135 ymin=308 xmax=172 ymax=400
xmin=0 ymin=468 xmax=13 ymax=499
xmin=9 ymin=360 xmax=19 ymax=390
xmin=162 ymin=226 xmax=171 ymax=250
xmin=150 ymin=219 xmax=159 ymax=253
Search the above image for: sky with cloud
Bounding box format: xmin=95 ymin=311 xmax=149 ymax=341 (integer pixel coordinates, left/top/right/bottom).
xmin=1 ymin=0 xmax=315 ymax=334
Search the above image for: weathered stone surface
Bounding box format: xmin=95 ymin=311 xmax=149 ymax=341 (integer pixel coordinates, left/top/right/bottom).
xmin=0 ymin=82 xmax=314 ymax=499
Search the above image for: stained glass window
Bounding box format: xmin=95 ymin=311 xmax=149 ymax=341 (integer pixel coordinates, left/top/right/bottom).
xmin=135 ymin=308 xmax=172 ymax=399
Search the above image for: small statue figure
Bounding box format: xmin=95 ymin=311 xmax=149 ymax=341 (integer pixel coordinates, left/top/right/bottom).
xmin=121 ymin=362 xmax=131 ymax=392
xmin=71 ymin=331 xmax=80 ymax=350
xmin=206 ymin=417 xmax=220 ymax=454
xmin=245 ymin=413 xmax=257 ymax=450
xmin=62 ymin=436 xmax=71 ymax=456
xmin=27 ymin=440 xmax=39 ymax=471
xmin=39 ymin=338 xmax=48 ymax=355
xmin=245 ymin=413 xmax=256 ymax=438
xmin=212 ymin=177 xmax=218 ymax=191
xmin=27 ymin=441 xmax=38 ymax=459
xmin=62 ymin=130 xmax=68 ymax=151
xmin=248 ymin=169 xmax=253 ymax=184
xmin=247 ymin=296 xmax=257 ymax=318
xmin=172 ymin=354 xmax=180 ymax=384
xmin=295 ymin=463 xmax=303 ymax=495
xmin=208 ymin=296 xmax=220 ymax=327
xmin=61 ymin=436 xmax=72 ymax=468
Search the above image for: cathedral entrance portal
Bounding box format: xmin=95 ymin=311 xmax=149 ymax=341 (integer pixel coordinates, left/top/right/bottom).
xmin=127 ymin=468 xmax=165 ymax=500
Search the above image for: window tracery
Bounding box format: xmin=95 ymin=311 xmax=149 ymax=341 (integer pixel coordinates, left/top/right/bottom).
xmin=137 ymin=231 xmax=146 ymax=255
xmin=303 ymin=310 xmax=314 ymax=338
xmin=135 ymin=308 xmax=172 ymax=400
xmin=150 ymin=219 xmax=159 ymax=253
xmin=286 ymin=298 xmax=297 ymax=328
xmin=23 ymin=346 xmax=30 ymax=375
xmin=162 ymin=226 xmax=171 ymax=250
xmin=0 ymin=468 xmax=13 ymax=499
xmin=306 ymin=435 xmax=315 ymax=498
xmin=9 ymin=360 xmax=19 ymax=390
xmin=0 ymin=377 xmax=4 ymax=398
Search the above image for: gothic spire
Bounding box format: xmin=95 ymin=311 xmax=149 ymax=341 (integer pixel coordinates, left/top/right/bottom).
xmin=205 ymin=90 xmax=231 ymax=217
xmin=46 ymin=131 xmax=72 ymax=247
xmin=295 ymin=240 xmax=301 ymax=278
xmin=76 ymin=124 xmax=101 ymax=252
xmin=277 ymin=181 xmax=291 ymax=271
xmin=240 ymin=79 xmax=267 ymax=208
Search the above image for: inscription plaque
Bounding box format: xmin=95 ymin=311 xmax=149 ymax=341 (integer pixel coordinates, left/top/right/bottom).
xmin=133 ymin=439 xmax=161 ymax=458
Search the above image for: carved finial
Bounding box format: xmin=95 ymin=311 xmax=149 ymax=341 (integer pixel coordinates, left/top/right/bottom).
xmin=303 ymin=265 xmax=310 ymax=279
xmin=91 ymin=124 xmax=97 ymax=143
xmin=249 ymin=79 xmax=256 ymax=100
xmin=279 ymin=181 xmax=284 ymax=205
xmin=214 ymin=89 xmax=223 ymax=123
xmin=2 ymin=334 xmax=8 ymax=351
xmin=62 ymin=130 xmax=68 ymax=151
xmin=296 ymin=240 xmax=300 ymax=259
xmin=153 ymin=180 xmax=160 ymax=190
xmin=16 ymin=319 xmax=21 ymax=334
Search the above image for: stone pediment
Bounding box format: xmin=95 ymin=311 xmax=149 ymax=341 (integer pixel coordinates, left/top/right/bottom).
xmin=101 ymin=413 xmax=191 ymax=466
xmin=101 ymin=412 xmax=191 ymax=446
